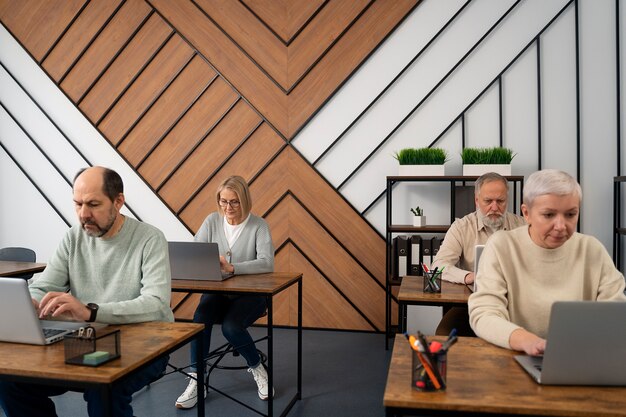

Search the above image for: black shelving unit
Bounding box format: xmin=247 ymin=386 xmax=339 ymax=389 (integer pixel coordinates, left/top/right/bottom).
xmin=613 ymin=176 xmax=626 ymax=272
xmin=384 ymin=175 xmax=524 ymax=348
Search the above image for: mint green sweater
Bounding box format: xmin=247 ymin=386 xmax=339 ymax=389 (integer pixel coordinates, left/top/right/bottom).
xmin=469 ymin=226 xmax=626 ymax=349
xmin=30 ymin=217 xmax=174 ymax=324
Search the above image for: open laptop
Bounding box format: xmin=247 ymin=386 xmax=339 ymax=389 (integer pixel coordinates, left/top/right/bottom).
xmin=0 ymin=278 xmax=85 ymax=345
xmin=473 ymin=244 xmax=485 ymax=292
xmin=515 ymin=301 xmax=626 ymax=385
xmin=168 ymin=241 xmax=229 ymax=281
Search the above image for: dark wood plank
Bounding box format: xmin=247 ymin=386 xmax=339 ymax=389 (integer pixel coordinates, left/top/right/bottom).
xmin=117 ymin=55 xmax=215 ymax=167
xmin=61 ymin=0 xmax=152 ymax=101
xmin=98 ymin=34 xmax=194 ymax=145
xmin=80 ymin=12 xmax=173 ymax=121
xmin=41 ymin=0 xmax=123 ymax=81
xmin=0 ymin=0 xmax=85 ymax=62
xmin=0 ymin=261 xmax=45 ymax=277
xmin=159 ymin=100 xmax=261 ymax=212
xmin=137 ymin=77 xmax=238 ymax=187
xmin=240 ymin=0 xmax=325 ymax=43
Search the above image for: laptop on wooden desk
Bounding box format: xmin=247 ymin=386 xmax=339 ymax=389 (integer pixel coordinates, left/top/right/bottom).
xmin=515 ymin=301 xmax=626 ymax=385
xmin=168 ymin=241 xmax=230 ymax=281
xmin=0 ymin=278 xmax=85 ymax=345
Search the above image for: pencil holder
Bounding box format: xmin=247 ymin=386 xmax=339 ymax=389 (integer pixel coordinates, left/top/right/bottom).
xmin=422 ymin=271 xmax=441 ymax=293
xmin=412 ymin=348 xmax=447 ymax=391
xmin=64 ymin=327 xmax=120 ymax=367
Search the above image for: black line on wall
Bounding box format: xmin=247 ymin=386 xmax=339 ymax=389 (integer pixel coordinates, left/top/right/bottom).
xmin=57 ymin=0 xmax=127 ymax=86
xmin=575 ymin=0 xmax=581 ymax=182
xmin=40 ymin=0 xmax=91 ymax=64
xmin=312 ymin=0 xmax=472 ymax=167
xmin=616 ymin=0 xmax=622 ymax=176
xmin=536 ymin=38 xmax=542 ymax=170
xmin=0 ymin=142 xmax=71 ymax=228
xmin=76 ymin=9 xmax=156 ymax=105
xmin=337 ymin=0 xmax=522 ymax=191
xmin=156 ymin=96 xmax=242 ymax=193
xmin=275 ymin=238 xmax=378 ymax=331
xmin=136 ymin=73 xmax=219 ymax=171
xmin=111 ymin=52 xmax=197 ymax=146
xmin=237 ymin=0 xmax=329 ymax=47
xmin=498 ymin=76 xmax=503 ymax=147
xmin=91 ymin=30 xmax=175 ymax=127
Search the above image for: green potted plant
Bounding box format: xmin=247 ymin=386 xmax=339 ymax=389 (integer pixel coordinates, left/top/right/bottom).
xmin=410 ymin=205 xmax=425 ymax=227
xmin=393 ymin=147 xmax=448 ymax=176
xmin=461 ymin=147 xmax=515 ymax=176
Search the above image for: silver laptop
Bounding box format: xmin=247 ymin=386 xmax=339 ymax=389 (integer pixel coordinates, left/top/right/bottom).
xmin=0 ymin=278 xmax=85 ymax=345
xmin=515 ymin=301 xmax=626 ymax=385
xmin=473 ymin=244 xmax=485 ymax=292
xmin=168 ymin=241 xmax=228 ymax=281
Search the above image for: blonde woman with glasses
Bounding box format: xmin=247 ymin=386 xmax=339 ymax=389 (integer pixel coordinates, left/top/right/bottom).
xmin=175 ymin=175 xmax=275 ymax=410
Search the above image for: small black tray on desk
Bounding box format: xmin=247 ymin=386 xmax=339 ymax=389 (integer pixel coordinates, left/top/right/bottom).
xmin=64 ymin=326 xmax=120 ymax=367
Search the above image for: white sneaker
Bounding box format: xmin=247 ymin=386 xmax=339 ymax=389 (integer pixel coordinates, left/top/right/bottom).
xmin=175 ymin=372 xmax=207 ymax=409
xmin=248 ymin=364 xmax=275 ymax=400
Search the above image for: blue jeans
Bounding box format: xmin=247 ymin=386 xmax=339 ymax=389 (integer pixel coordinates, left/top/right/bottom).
xmin=0 ymin=355 xmax=168 ymax=417
xmin=190 ymin=294 xmax=267 ymax=371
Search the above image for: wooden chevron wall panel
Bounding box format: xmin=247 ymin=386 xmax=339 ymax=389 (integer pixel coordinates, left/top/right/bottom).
xmin=0 ymin=0 xmax=419 ymax=331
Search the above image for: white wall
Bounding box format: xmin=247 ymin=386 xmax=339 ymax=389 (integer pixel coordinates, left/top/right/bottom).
xmin=1 ymin=0 xmax=624 ymax=332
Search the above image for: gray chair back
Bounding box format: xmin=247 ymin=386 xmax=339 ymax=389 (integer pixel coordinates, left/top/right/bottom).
xmin=0 ymin=247 xmax=37 ymax=279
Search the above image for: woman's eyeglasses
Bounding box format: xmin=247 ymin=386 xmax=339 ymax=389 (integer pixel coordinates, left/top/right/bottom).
xmin=219 ymin=199 xmax=240 ymax=208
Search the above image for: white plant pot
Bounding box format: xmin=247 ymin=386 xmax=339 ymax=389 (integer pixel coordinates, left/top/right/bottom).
xmin=413 ymin=216 xmax=425 ymax=227
xmin=462 ymin=164 xmax=511 ymax=177
xmin=398 ymin=164 xmax=445 ymax=176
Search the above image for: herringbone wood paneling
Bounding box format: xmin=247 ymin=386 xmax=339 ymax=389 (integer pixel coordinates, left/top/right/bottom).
xmin=0 ymin=0 xmax=418 ymax=331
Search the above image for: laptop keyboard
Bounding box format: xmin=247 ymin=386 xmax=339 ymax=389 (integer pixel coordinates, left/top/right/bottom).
xmin=42 ymin=328 xmax=65 ymax=338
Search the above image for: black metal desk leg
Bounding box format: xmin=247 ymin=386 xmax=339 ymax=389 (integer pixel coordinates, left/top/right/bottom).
xmin=267 ymin=295 xmax=273 ymax=417
xmin=297 ymin=277 xmax=302 ymax=399
xmin=196 ymin=331 xmax=205 ymax=417
xmin=101 ymin=384 xmax=112 ymax=417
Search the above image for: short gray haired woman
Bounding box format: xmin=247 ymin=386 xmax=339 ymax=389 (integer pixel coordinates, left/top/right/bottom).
xmin=469 ymin=169 xmax=625 ymax=355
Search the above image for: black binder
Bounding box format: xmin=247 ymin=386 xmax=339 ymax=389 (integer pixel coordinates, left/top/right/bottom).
xmin=421 ymin=238 xmax=433 ymax=270
xmin=409 ymin=235 xmax=422 ymax=276
xmin=393 ymin=235 xmax=410 ymax=280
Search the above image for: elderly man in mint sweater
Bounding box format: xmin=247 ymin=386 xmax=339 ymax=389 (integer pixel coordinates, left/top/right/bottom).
xmin=0 ymin=166 xmax=174 ymax=417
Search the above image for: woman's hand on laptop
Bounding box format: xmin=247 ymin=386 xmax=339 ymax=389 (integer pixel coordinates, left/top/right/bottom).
xmin=38 ymin=292 xmax=90 ymax=322
xmin=509 ymin=328 xmax=546 ymax=356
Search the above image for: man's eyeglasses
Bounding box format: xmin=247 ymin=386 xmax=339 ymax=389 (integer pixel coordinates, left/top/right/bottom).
xmin=219 ymin=199 xmax=240 ymax=208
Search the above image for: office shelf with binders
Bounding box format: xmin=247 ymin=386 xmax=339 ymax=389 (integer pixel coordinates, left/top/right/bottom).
xmin=384 ymin=175 xmax=524 ymax=349
xmin=613 ymin=176 xmax=626 ymax=273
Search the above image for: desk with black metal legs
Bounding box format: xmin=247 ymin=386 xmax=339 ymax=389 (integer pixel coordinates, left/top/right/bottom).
xmin=0 ymin=322 xmax=205 ymax=417
xmin=172 ymin=272 xmax=303 ymax=417
xmin=397 ymin=275 xmax=472 ymax=333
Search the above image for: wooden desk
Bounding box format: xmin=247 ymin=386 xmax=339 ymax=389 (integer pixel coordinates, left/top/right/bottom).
xmin=172 ymin=272 xmax=303 ymax=417
xmin=0 ymin=260 xmax=46 ymax=277
xmin=397 ymin=276 xmax=471 ymax=333
xmin=384 ymin=334 xmax=626 ymax=416
xmin=0 ymin=322 xmax=205 ymax=417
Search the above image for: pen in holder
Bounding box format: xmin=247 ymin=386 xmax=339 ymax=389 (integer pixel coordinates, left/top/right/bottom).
xmin=64 ymin=325 xmax=120 ymax=367
xmin=412 ymin=346 xmax=447 ymax=391
xmin=422 ymin=271 xmax=441 ymax=293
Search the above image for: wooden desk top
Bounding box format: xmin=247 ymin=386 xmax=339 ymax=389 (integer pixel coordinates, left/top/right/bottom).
xmin=384 ymin=335 xmax=626 ymax=416
xmin=397 ymin=275 xmax=471 ymax=306
xmin=0 ymin=322 xmax=203 ymax=385
xmin=0 ymin=261 xmax=46 ymax=277
xmin=172 ymin=272 xmax=302 ymax=294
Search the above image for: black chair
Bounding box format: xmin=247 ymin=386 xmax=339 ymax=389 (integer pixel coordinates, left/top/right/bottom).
xmin=0 ymin=247 xmax=37 ymax=280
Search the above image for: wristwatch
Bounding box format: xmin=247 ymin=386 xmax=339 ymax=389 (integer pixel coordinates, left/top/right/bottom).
xmin=86 ymin=303 xmax=99 ymax=322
